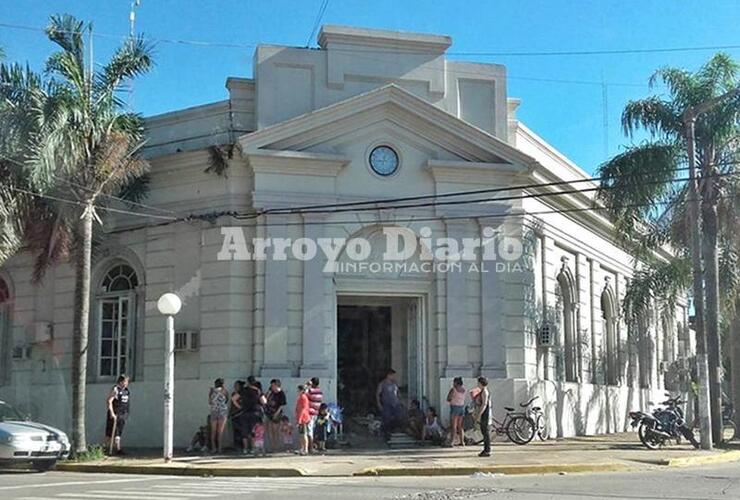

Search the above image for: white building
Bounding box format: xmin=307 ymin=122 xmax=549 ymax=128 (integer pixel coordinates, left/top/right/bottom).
xmin=0 ymin=26 xmax=693 ymax=447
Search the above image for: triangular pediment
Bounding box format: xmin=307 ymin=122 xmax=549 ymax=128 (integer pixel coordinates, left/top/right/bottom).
xmin=238 ymin=84 xmax=538 ymax=169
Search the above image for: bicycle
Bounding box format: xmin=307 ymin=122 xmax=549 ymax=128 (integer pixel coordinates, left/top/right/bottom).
xmin=689 ymin=403 xmax=736 ymax=442
xmin=520 ymin=396 xmax=549 ymax=441
xmin=463 ymin=401 xmax=536 ymax=445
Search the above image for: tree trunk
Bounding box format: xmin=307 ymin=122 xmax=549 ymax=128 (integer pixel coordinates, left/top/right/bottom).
xmin=701 ymin=178 xmax=723 ymax=445
xmin=71 ymin=203 xmax=94 ymax=454
xmin=684 ymin=118 xmax=712 ymax=450
xmin=732 ymin=298 xmax=740 ymax=431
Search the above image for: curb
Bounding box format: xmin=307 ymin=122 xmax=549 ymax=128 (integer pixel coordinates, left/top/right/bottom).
xmin=56 ymin=462 xmax=307 ymax=477
xmin=55 ymin=451 xmax=740 ymax=478
xmin=660 ymin=450 xmax=740 ymax=468
xmin=353 ymin=462 xmax=634 ymax=477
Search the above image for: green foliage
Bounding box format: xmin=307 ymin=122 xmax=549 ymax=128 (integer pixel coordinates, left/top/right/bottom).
xmin=205 ymin=144 xmax=236 ymax=177
xmin=0 ymin=14 xmax=154 ymax=280
xmin=69 ymin=444 xmax=106 ymax=462
xmin=598 ymin=53 xmax=740 ymax=320
xmin=622 ymin=258 xmax=692 ymax=325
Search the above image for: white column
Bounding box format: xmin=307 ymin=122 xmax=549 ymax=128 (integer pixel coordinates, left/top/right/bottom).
xmin=261 ymin=216 xmax=292 ymax=377
xmin=444 ymin=220 xmax=472 ymax=377
xmin=300 ymin=214 xmax=331 ymax=378
xmin=479 ymin=218 xmax=505 ymax=378
xmin=576 ymin=253 xmax=590 ymax=383
xmin=590 ymin=261 xmax=603 ymax=384
xmin=542 ymin=236 xmax=558 ymax=380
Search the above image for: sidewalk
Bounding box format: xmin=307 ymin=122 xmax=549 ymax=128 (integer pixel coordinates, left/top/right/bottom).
xmin=57 ymin=433 xmax=740 ymax=477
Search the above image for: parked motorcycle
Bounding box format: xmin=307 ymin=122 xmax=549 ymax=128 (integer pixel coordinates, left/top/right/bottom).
xmin=629 ymin=394 xmax=699 ymax=450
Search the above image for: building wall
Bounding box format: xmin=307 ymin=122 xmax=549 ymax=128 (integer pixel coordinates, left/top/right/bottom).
xmin=0 ymin=25 xmax=692 ymax=447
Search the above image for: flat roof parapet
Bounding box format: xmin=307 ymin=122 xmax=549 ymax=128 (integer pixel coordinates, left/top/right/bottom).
xmin=317 ymin=24 xmax=452 ymax=53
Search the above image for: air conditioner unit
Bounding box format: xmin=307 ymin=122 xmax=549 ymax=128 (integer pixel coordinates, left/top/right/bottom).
xmin=12 ymin=345 xmax=31 ymax=360
xmin=174 ymin=331 xmax=200 ymax=352
xmin=538 ymin=322 xmax=555 ymax=347
xmin=34 ymin=322 xmax=53 ymax=344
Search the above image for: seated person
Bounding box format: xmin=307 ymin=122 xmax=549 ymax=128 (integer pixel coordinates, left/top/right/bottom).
xmin=422 ymin=406 xmax=445 ymax=445
xmin=406 ymin=399 xmax=424 ymax=440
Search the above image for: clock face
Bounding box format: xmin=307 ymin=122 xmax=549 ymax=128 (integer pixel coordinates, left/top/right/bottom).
xmin=369 ymin=146 xmax=399 ymax=176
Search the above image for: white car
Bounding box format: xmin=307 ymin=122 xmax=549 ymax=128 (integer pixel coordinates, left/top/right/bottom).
xmin=0 ymin=400 xmax=70 ymax=471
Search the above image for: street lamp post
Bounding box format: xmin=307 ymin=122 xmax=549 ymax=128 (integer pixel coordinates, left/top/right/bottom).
xmin=157 ymin=293 xmax=182 ymax=462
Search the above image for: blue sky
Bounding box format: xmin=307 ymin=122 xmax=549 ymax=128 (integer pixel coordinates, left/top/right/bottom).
xmin=1 ymin=1 xmax=739 ymax=174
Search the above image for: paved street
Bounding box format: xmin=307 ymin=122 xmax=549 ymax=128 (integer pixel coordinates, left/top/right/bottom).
xmin=2 ymin=462 xmax=740 ymax=499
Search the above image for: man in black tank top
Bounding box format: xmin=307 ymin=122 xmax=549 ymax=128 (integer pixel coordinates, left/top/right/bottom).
xmin=106 ymin=375 xmax=130 ymax=455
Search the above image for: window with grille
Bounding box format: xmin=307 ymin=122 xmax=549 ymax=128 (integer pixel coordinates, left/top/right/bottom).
xmin=97 ymin=264 xmax=137 ymax=378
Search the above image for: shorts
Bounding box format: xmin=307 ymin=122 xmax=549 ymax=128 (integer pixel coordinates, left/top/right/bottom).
xmin=297 ymin=424 xmax=309 ymax=436
xmin=450 ymin=405 xmax=465 ymax=417
xmin=210 ymin=407 xmax=228 ymax=420
xmin=306 ymin=415 xmax=317 ymax=437
xmin=105 ymin=414 xmax=127 ymax=437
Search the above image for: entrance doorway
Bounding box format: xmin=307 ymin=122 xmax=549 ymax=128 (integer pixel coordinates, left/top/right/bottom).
xmin=336 ymin=295 xmax=425 ymax=418
xmin=337 ymin=305 xmax=391 ymax=416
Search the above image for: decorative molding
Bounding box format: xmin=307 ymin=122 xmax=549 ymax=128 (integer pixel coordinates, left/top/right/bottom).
xmin=247 ymin=149 xmax=350 ymax=177
xmin=239 ymin=84 xmax=540 ymax=168
xmin=318 ymin=25 xmax=452 ymax=53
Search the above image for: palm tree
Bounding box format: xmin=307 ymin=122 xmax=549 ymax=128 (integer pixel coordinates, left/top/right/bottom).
xmin=597 ymin=54 xmax=740 ymax=446
xmin=0 ymin=14 xmax=153 ymax=454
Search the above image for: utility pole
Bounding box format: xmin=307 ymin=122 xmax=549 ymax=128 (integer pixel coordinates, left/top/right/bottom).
xmin=683 ymin=86 xmax=740 ymax=447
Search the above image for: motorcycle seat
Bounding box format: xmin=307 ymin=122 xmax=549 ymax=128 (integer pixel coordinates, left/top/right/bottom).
xmin=504 ymin=406 xmax=515 ymax=412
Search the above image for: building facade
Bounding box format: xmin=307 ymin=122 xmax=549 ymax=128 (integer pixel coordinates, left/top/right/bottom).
xmin=0 ymin=26 xmax=693 ymax=446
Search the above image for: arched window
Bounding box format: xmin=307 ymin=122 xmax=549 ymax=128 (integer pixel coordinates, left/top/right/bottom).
xmin=601 ymin=280 xmax=619 ymax=385
xmin=0 ymin=277 xmax=11 ymax=385
xmin=96 ymin=263 xmax=138 ymax=379
xmin=557 ymin=260 xmax=579 ymax=382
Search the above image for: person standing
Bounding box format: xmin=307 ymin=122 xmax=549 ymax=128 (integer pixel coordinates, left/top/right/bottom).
xmin=447 ymin=377 xmax=466 ymax=446
xmin=306 ymin=377 xmax=323 ymax=452
xmin=105 ymin=375 xmax=130 ymax=455
xmin=473 ymin=376 xmax=492 ymax=457
xmin=208 ymin=378 xmax=229 ymax=454
xmin=230 ymin=380 xmax=245 ymax=450
xmin=265 ymin=379 xmax=287 ymax=452
xmin=295 ymin=384 xmax=311 ymax=455
xmin=239 ymin=376 xmax=263 ymax=454
xmin=376 ymin=369 xmax=402 ymax=440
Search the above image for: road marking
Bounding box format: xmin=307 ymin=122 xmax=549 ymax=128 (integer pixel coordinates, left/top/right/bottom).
xmin=0 ymin=477 xmax=163 ymax=491
xmin=116 ymin=490 xmax=218 ymax=498
xmin=56 ymin=494 xmax=186 ymax=500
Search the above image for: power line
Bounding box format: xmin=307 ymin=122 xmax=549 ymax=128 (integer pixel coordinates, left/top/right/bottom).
xmin=0 ymin=154 xmax=181 ymax=217
xmin=106 ymin=193 xmax=735 ymax=234
xmin=235 ymin=171 xmax=737 ymax=220
xmin=249 ymin=166 xmax=691 ymax=217
xmin=306 ymin=0 xmax=330 ymax=48
xmin=0 ymin=21 xmax=661 ymax=89
xmin=5 ymin=185 xmax=178 ymax=221
xmin=2 ymin=21 xmax=738 ymax=58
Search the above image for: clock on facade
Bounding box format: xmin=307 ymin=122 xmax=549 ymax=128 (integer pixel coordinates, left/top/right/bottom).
xmin=369 ymin=145 xmax=399 ymax=176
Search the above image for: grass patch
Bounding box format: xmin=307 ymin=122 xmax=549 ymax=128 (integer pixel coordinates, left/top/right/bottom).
xmin=69 ymin=444 xmax=107 ymax=462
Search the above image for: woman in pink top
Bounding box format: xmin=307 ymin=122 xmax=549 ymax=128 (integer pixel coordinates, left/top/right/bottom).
xmin=447 ymin=377 xmax=466 ymax=446
xmin=294 ymin=385 xmax=311 ymax=455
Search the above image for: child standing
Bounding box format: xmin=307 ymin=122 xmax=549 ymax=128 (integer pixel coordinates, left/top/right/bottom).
xmin=314 ymin=403 xmax=331 ymax=453
xmin=295 ymin=384 xmax=311 ymax=455
xmin=280 ymin=415 xmax=294 ymax=451
xmin=447 ymin=377 xmax=466 ymax=446
xmin=252 ymin=422 xmax=266 ymax=456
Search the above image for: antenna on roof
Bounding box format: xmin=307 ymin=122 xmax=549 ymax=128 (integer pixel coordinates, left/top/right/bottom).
xmin=129 ymin=0 xmax=142 ymax=38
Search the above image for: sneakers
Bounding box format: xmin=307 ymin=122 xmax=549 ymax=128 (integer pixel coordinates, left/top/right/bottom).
xmin=478 ymin=451 xmax=491 ymax=457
